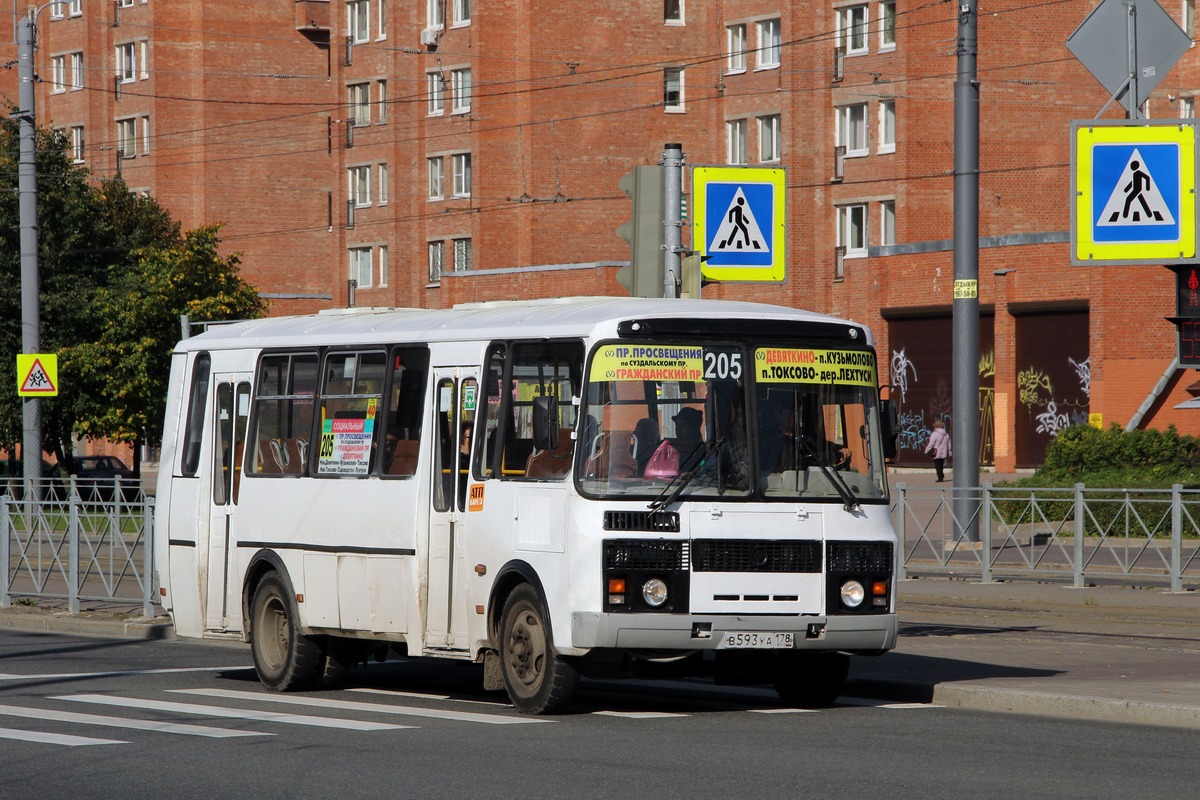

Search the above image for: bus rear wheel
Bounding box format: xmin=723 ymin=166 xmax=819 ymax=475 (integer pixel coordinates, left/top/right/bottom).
xmin=499 ymin=584 xmax=578 ymax=714
xmin=250 ymin=573 xmax=324 ymax=692
xmin=773 ymin=652 xmax=850 ymax=708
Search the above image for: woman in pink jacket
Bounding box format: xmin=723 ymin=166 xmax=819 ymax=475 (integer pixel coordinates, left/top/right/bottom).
xmin=925 ymin=420 xmax=952 ymax=482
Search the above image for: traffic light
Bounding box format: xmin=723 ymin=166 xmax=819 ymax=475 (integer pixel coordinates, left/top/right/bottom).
xmin=615 ymin=165 xmax=665 ymax=298
xmin=1172 ymin=266 xmax=1200 ymax=367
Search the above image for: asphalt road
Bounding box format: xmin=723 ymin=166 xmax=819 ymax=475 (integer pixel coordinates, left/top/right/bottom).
xmin=2 ymin=630 xmax=1199 ymax=800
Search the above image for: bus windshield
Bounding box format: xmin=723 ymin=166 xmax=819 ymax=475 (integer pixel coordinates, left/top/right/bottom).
xmin=577 ymin=341 xmax=888 ymax=504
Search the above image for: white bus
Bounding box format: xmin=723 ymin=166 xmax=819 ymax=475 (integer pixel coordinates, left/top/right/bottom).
xmin=154 ymin=297 xmax=900 ymax=713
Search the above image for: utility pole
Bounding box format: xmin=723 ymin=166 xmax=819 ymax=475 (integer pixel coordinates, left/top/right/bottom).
xmin=952 ymin=0 xmax=980 ymax=540
xmin=16 ymin=10 xmax=44 ymax=489
xmin=662 ymin=143 xmax=684 ymax=299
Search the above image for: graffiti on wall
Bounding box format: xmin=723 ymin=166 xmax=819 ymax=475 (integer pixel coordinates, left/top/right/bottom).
xmin=1019 ymin=356 xmax=1090 ymax=438
xmin=890 ymin=347 xmax=917 ymax=404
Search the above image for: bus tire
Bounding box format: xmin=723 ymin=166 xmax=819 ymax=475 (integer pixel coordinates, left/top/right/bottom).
xmin=772 ymin=652 xmax=850 ymax=708
xmin=250 ymin=573 xmax=324 ymax=692
xmin=499 ymin=584 xmax=578 ymax=715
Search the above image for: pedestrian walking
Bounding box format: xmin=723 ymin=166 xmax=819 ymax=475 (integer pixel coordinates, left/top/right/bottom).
xmin=925 ymin=420 xmax=951 ymax=482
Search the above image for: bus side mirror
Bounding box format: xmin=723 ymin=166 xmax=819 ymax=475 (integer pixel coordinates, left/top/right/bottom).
xmin=880 ymin=399 xmax=900 ymax=460
xmin=533 ymin=396 xmax=559 ymax=451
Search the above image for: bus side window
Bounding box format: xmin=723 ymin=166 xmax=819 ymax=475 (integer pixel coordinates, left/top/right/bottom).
xmin=381 ymin=346 xmax=429 ymax=479
xmin=180 ymin=353 xmax=211 ymax=477
xmin=508 ymin=340 xmax=584 ymax=482
xmin=248 ymin=353 xmax=318 ymax=477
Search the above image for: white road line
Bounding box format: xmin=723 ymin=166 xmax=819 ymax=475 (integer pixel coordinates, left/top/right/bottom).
xmin=0 ymin=703 xmax=269 ymax=738
xmin=172 ymin=688 xmax=548 ymax=725
xmin=749 ymin=708 xmax=820 ymax=714
xmin=0 ymin=727 xmax=126 ymax=747
xmin=838 ymin=697 xmax=942 ymax=709
xmin=52 ymin=694 xmax=410 ymax=731
xmin=0 ymin=665 xmax=251 ymax=682
xmin=348 ymin=687 xmax=508 ymax=707
xmin=592 ymin=710 xmax=688 ymax=719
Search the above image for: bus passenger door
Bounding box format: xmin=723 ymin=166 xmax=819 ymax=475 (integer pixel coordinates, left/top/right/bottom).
xmin=204 ymin=376 xmax=251 ymax=632
xmin=426 ymin=368 xmax=478 ymax=651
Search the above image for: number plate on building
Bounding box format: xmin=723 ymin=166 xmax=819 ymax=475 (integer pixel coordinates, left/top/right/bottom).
xmin=719 ymin=631 xmax=794 ymax=649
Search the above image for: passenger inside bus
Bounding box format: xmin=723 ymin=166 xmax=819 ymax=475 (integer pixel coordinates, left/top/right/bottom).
xmin=669 ymin=407 xmax=704 ymax=468
xmin=631 ymin=417 xmax=660 ymax=476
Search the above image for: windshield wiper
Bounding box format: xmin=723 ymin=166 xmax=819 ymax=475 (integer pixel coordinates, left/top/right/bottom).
xmin=796 ymin=435 xmax=861 ymax=513
xmin=648 ymin=438 xmax=726 ymax=512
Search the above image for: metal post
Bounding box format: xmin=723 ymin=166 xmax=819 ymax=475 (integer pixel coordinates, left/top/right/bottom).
xmin=17 ymin=14 xmax=44 ymax=488
xmin=1 ymin=495 xmax=10 ymax=608
xmin=981 ymin=484 xmax=992 ymax=583
xmin=1171 ymin=484 xmax=1182 ymax=594
xmin=1073 ymin=483 xmax=1086 ymax=588
xmin=896 ymin=482 xmax=907 ymax=580
xmin=1126 ymin=2 xmax=1139 ymax=119
xmin=952 ymin=0 xmax=981 ymax=541
xmin=143 ymin=496 xmax=155 ymax=618
xmin=662 ymin=143 xmax=683 ymax=299
xmin=68 ymin=489 xmax=80 ymax=613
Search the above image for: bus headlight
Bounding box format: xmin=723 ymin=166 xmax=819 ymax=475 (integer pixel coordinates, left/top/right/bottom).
xmin=642 ymin=578 xmax=669 ymax=607
xmin=839 ymin=579 xmax=866 ymax=609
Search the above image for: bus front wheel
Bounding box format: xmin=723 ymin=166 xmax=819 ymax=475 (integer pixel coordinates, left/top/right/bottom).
xmin=250 ymin=573 xmax=324 ymax=692
xmin=499 ymin=584 xmax=578 ymax=714
xmin=773 ymin=652 xmax=850 ymax=708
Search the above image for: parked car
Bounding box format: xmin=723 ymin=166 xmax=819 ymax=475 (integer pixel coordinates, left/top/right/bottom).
xmin=64 ymin=456 xmax=139 ymax=501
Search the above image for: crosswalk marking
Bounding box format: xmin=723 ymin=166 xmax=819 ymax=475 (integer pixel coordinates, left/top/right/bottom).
xmin=172 ymin=688 xmax=547 ymax=725
xmin=592 ymin=710 xmax=688 ymax=719
xmin=0 ymin=703 xmax=268 ymax=738
xmin=837 ymin=697 xmax=942 ymax=709
xmin=749 ymin=708 xmax=820 ymax=714
xmin=0 ymin=665 xmax=251 ymax=682
xmin=0 ymin=727 xmax=126 ymax=747
xmin=53 ymin=694 xmax=410 ymax=731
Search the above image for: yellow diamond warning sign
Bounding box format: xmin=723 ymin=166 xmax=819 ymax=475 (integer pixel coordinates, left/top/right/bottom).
xmin=17 ymin=354 xmax=58 ymax=397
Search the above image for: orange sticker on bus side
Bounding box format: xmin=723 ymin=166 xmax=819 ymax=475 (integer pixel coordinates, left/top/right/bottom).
xmin=468 ymin=483 xmax=485 ymax=512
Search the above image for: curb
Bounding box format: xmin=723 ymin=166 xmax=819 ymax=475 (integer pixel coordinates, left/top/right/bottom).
xmin=0 ymin=611 xmax=175 ymax=641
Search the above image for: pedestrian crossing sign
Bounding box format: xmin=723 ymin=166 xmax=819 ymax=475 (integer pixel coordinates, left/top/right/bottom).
xmin=692 ymin=166 xmax=786 ymax=282
xmin=16 ymin=353 xmax=58 ymax=397
xmin=1073 ymin=122 xmax=1196 ymax=265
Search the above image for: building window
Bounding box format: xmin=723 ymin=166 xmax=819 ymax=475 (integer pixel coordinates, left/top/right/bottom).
xmin=454 ymin=0 xmax=471 ymax=25
xmin=71 ymin=52 xmax=83 ymax=90
xmin=759 ymin=114 xmax=781 ymax=162
xmin=1187 ymin=0 xmax=1196 ymax=38
xmin=377 ymin=80 xmax=388 ymax=122
xmin=452 ymin=153 xmax=472 ymax=197
xmin=429 ymin=0 xmax=444 ymax=29
xmin=378 ymin=163 xmax=389 ymax=205
xmin=50 ymin=2 xmax=64 ymax=20
xmin=348 ymin=0 xmax=370 ymax=43
xmin=117 ymin=118 xmax=136 ymax=158
xmin=139 ymin=41 xmax=149 ymax=80
xmin=378 ymin=246 xmax=389 ymax=287
xmin=119 ymin=0 xmax=133 ymax=7
xmin=69 ymin=0 xmax=81 ymax=16
xmin=880 ymin=1 xmax=896 ymax=49
xmin=838 ymin=103 xmax=868 ymax=156
xmin=664 ymin=67 xmax=684 ymax=110
xmin=1182 ymin=96 xmax=1195 ymax=119
xmin=428 ymin=157 xmax=444 ymax=199
xmin=69 ymin=126 xmax=85 ymax=163
xmin=838 ymin=5 xmax=869 ymax=55
xmin=378 ymin=0 xmax=387 ymax=38
xmin=349 ymin=165 xmax=371 ymax=207
xmin=757 ymin=18 xmax=781 ymax=68
xmin=140 ymin=115 xmax=150 ymax=154
xmin=665 ymin=0 xmax=683 ymax=24
xmin=727 ymin=24 xmax=746 ymax=72
xmin=453 ymin=238 xmax=472 ymax=272
xmin=350 ymin=247 xmax=373 ymax=289
xmin=117 ymin=42 xmax=136 ymax=83
xmin=428 ymin=241 xmax=445 ymax=284
xmin=879 ymin=100 xmax=895 ymax=153
xmin=428 ymin=72 xmax=444 ymax=115
xmin=349 ymin=83 xmax=370 ymax=126
xmin=51 ymin=56 xmax=66 ymax=93
xmin=451 ymin=68 xmax=471 ymax=113
xmin=880 ymin=200 xmax=895 ymax=246
xmin=727 ymin=118 xmax=747 ymax=165
xmin=838 ymin=204 xmax=868 ymax=257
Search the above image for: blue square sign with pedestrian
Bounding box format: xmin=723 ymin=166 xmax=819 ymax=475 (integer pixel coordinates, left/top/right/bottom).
xmin=1091 ymin=143 xmax=1180 ymax=243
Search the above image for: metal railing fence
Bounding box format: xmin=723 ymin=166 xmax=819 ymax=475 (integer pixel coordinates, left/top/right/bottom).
xmin=895 ymin=482 xmax=1200 ymax=592
xmin=1 ymin=478 xmax=156 ymax=617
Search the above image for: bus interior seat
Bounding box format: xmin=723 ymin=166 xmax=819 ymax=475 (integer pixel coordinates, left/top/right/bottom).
xmin=585 ymin=431 xmax=636 ymax=480
xmin=282 ymin=438 xmax=308 ymax=474
xmin=525 ymin=428 xmax=575 ymax=479
xmin=257 ymin=439 xmax=286 ymax=474
xmin=387 ymin=439 xmax=420 ymax=477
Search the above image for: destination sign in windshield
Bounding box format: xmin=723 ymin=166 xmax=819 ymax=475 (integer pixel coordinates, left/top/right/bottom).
xmin=754 ymin=348 xmax=876 ymax=386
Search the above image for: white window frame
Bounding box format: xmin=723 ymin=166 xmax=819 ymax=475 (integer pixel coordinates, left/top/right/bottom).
xmin=452 ymin=153 xmax=472 ymax=197
xmin=377 ymin=80 xmax=388 ymax=123
xmin=378 ymin=163 xmax=389 ymax=205
xmin=428 ymin=240 xmax=445 ymax=284
xmin=348 ymin=0 xmax=370 ymax=44
xmin=838 ymin=103 xmax=869 ymax=157
xmin=451 ymin=68 xmax=471 ymax=114
xmin=1186 ymin=0 xmax=1196 ymax=38
xmin=878 ymin=99 xmax=895 ymax=153
xmin=71 ymin=52 xmax=83 ymax=90
xmin=117 ymin=42 xmax=136 ymax=83
xmin=349 ymin=165 xmax=372 ymax=207
xmin=50 ymin=2 xmax=64 ymax=20
xmin=349 ymin=246 xmax=373 ymax=289
xmin=377 ymin=0 xmax=387 ymax=39
xmin=378 ymin=245 xmax=389 ymax=287
xmin=838 ymin=203 xmax=868 ymax=258
xmin=349 ymin=83 xmax=371 ymax=126
xmin=428 ymin=156 xmax=444 ymax=199
xmin=759 ymin=114 xmax=781 ymax=162
xmin=69 ymin=126 xmax=84 ymax=163
xmin=880 ymin=200 xmax=895 ymax=246
xmin=139 ymin=41 xmax=149 ymax=80
xmin=428 ymin=0 xmax=444 ymax=29
xmin=757 ymin=18 xmax=781 ymax=69
xmin=140 ymin=115 xmax=150 ymax=154
xmin=879 ymin=1 xmax=896 ymax=50
xmin=838 ymin=5 xmax=869 ymax=55
xmin=664 ymin=67 xmax=684 ymax=111
xmin=665 ymin=0 xmax=683 ymax=25
xmin=427 ymin=72 xmax=444 ymax=115
xmin=51 ymin=55 xmax=66 ymax=93
xmin=727 ymin=24 xmax=746 ymax=73
xmin=1181 ymin=96 xmax=1195 ymax=119
xmin=453 ymin=0 xmax=471 ymax=26
xmin=119 ymin=0 xmax=134 ymax=7
xmin=727 ymin=118 xmax=748 ymax=165
xmin=68 ymin=0 xmax=81 ymax=17
xmin=117 ymin=118 xmax=136 ymax=158
xmin=453 ymin=238 xmax=472 ymax=272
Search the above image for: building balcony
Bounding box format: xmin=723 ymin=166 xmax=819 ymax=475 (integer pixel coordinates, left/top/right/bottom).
xmin=295 ymin=0 xmax=330 ymax=33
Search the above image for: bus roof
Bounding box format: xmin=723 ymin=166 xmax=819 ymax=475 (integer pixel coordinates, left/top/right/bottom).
xmin=173 ymin=296 xmax=872 ymax=352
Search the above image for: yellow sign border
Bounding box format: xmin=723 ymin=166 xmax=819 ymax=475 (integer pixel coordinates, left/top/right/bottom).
xmin=692 ymin=166 xmax=787 ymax=282
xmin=1074 ymin=123 xmax=1196 ymax=263
xmin=16 ymin=353 xmax=58 ymax=397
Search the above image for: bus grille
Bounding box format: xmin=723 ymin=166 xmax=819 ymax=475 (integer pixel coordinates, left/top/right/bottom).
xmin=827 ymin=541 xmax=893 ymax=572
xmin=604 ymin=540 xmax=689 ymax=571
xmin=692 ymin=540 xmax=822 ymax=573
xmin=603 ymin=510 xmax=680 ymax=533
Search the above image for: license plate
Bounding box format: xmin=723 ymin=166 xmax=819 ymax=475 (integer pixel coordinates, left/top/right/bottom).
xmin=719 ymin=631 xmax=794 ymax=649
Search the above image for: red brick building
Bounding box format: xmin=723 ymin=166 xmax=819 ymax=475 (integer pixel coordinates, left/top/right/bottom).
xmin=5 ymin=0 xmax=1200 ymax=469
